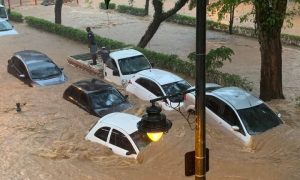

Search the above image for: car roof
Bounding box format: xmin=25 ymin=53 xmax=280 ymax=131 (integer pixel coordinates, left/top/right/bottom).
xmin=100 ymin=112 xmax=141 ymax=134
xmin=209 ymin=87 xmax=263 ymax=110
xmin=13 ymin=50 xmax=51 ymax=64
xmin=109 ymin=49 xmax=143 ymax=60
xmin=0 ymin=4 xmax=4 ymax=7
xmin=72 ymin=78 xmax=113 ymax=93
xmin=136 ymin=69 xmax=184 ymax=85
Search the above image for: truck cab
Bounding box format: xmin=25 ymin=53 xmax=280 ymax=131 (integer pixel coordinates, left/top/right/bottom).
xmin=102 ymin=48 xmax=152 ymax=87
xmin=0 ymin=4 xmax=8 ymax=21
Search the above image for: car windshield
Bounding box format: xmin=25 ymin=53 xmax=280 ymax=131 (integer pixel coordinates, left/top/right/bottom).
xmin=118 ymin=55 xmax=151 ymax=75
xmin=27 ymin=61 xmax=61 ymax=79
xmin=0 ymin=20 xmax=12 ymax=31
xmin=162 ymin=80 xmax=191 ymax=102
xmin=237 ymin=103 xmax=282 ymax=135
xmin=130 ymin=131 xmax=151 ymax=151
xmin=0 ymin=7 xmax=7 ymax=19
xmin=89 ymin=89 xmax=125 ymax=109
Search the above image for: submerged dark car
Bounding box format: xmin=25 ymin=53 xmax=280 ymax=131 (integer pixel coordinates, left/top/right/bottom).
xmin=7 ymin=50 xmax=67 ymax=86
xmin=63 ymin=79 xmax=132 ymax=117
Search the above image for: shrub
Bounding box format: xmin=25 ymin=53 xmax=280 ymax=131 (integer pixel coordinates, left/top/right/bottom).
xmin=99 ymin=2 xmax=116 ymax=9
xmin=25 ymin=16 xmax=127 ymax=49
xmin=24 ymin=15 xmax=252 ymax=90
xmin=116 ymin=5 xmax=146 ymax=17
xmin=8 ymin=11 xmax=23 ymax=22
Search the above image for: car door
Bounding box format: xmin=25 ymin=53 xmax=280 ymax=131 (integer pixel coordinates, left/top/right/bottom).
xmin=91 ymin=126 xmax=111 ymax=146
xmin=107 ymin=128 xmax=137 ymax=158
xmin=134 ymin=77 xmax=163 ymax=101
xmin=9 ymin=57 xmax=30 ymax=83
xmin=206 ymin=95 xmax=249 ymax=143
xmin=104 ymin=59 xmax=121 ymax=86
xmin=68 ymin=87 xmax=88 ymax=111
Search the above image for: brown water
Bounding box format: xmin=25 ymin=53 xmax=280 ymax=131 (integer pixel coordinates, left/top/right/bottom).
xmin=1 ymin=2 xmax=300 ymax=179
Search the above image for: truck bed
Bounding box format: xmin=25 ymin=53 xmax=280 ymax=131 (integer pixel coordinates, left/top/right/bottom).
xmin=67 ymin=52 xmax=104 ymax=77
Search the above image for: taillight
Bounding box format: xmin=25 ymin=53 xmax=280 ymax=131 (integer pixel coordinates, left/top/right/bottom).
xmin=184 ymin=94 xmax=187 ymax=100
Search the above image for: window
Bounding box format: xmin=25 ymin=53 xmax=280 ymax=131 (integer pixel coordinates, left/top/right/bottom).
xmin=221 ymin=104 xmax=245 ymax=136
xmin=89 ymin=89 xmax=125 ymax=109
xmin=109 ymin=129 xmax=136 ymax=154
xmin=94 ymin=127 xmax=110 ymax=141
xmin=69 ymin=87 xmax=82 ymax=102
xmin=79 ymin=93 xmax=89 ymax=108
xmin=14 ymin=58 xmax=26 ymax=74
xmin=206 ymin=95 xmax=246 ymax=136
xmin=161 ymin=80 xmax=191 ymax=102
xmin=118 ymin=55 xmax=151 ymax=75
xmin=106 ymin=59 xmax=118 ymax=71
xmin=136 ymin=78 xmax=163 ymax=97
xmin=206 ymin=95 xmax=221 ymax=115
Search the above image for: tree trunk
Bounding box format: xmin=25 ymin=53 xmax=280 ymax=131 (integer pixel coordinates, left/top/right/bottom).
xmin=255 ymin=0 xmax=286 ymax=101
xmin=55 ymin=0 xmax=63 ymax=24
xmin=138 ymin=18 xmax=162 ymax=48
xmin=229 ymin=5 xmax=235 ymax=34
xmin=138 ymin=0 xmax=188 ymax=48
xmin=145 ymin=0 xmax=150 ymax=16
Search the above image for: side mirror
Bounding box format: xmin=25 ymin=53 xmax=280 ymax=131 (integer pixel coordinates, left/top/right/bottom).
xmin=277 ymin=113 xmax=281 ymax=118
xmin=60 ymin=67 xmax=64 ymax=71
xmin=19 ymin=74 xmax=25 ymax=78
xmin=231 ymin=126 xmax=240 ymax=132
xmin=113 ymin=70 xmax=120 ymax=76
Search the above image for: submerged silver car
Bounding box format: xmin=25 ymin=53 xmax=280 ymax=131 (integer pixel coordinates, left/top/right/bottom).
xmin=7 ymin=50 xmax=67 ymax=86
xmin=183 ymin=86 xmax=283 ymax=145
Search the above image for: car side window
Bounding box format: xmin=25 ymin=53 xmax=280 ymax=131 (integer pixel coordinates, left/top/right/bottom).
xmin=69 ymin=87 xmax=81 ymax=102
xmin=206 ymin=95 xmax=221 ymax=115
xmin=78 ymin=93 xmax=89 ymax=108
xmin=221 ymin=105 xmax=246 ymax=136
xmin=109 ymin=129 xmax=136 ymax=154
xmin=94 ymin=127 xmax=111 ymax=142
xmin=14 ymin=58 xmax=26 ymax=74
xmin=136 ymin=78 xmax=163 ymax=96
xmin=106 ymin=59 xmax=118 ymax=71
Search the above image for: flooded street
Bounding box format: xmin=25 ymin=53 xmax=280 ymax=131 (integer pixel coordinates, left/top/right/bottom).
xmin=0 ymin=2 xmax=300 ymax=179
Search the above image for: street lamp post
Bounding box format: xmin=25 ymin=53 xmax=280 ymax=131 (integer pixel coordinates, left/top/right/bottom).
xmin=104 ymin=0 xmax=208 ymax=179
xmin=195 ymin=0 xmax=207 ymax=179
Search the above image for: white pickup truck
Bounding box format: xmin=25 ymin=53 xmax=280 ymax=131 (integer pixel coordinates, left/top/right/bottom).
xmin=68 ymin=48 xmax=153 ymax=87
xmin=100 ymin=48 xmax=152 ymax=87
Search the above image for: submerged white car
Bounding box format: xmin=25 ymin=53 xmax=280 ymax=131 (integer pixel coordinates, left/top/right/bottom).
xmin=0 ymin=19 xmax=18 ymax=36
xmin=85 ymin=112 xmax=151 ymax=158
xmin=183 ymin=86 xmax=283 ymax=145
xmin=126 ymin=69 xmax=191 ymax=111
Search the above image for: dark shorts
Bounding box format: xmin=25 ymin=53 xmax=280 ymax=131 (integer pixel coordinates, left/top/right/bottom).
xmin=90 ymin=44 xmax=97 ymax=55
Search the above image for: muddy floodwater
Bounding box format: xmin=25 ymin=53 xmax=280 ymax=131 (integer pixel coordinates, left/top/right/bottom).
xmin=0 ymin=2 xmax=300 ymax=179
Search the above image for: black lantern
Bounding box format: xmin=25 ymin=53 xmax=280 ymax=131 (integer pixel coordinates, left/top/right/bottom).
xmin=137 ymin=103 xmax=172 ymax=142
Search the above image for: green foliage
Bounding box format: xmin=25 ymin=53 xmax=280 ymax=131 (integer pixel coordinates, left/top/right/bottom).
xmin=8 ymin=11 xmax=23 ymax=22
xmin=166 ymin=14 xmax=196 ymax=26
xmin=116 ymin=5 xmax=146 ymax=16
xmin=23 ymin=15 xmax=252 ymax=90
xmin=187 ymin=46 xmax=252 ymax=90
xmin=207 ymin=70 xmax=253 ymax=91
xmin=188 ymin=46 xmax=234 ymax=71
xmin=99 ymin=2 xmax=116 ymax=9
xmin=24 ymin=16 xmax=127 ymax=49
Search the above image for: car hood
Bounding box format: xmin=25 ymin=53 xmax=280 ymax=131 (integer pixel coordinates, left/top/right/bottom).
xmin=94 ymin=101 xmax=132 ymax=117
xmin=0 ymin=29 xmax=18 ymax=36
xmin=32 ymin=74 xmax=67 ymax=86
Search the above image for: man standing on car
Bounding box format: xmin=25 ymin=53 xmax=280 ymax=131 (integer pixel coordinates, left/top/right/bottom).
xmin=86 ymin=27 xmax=97 ymax=65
